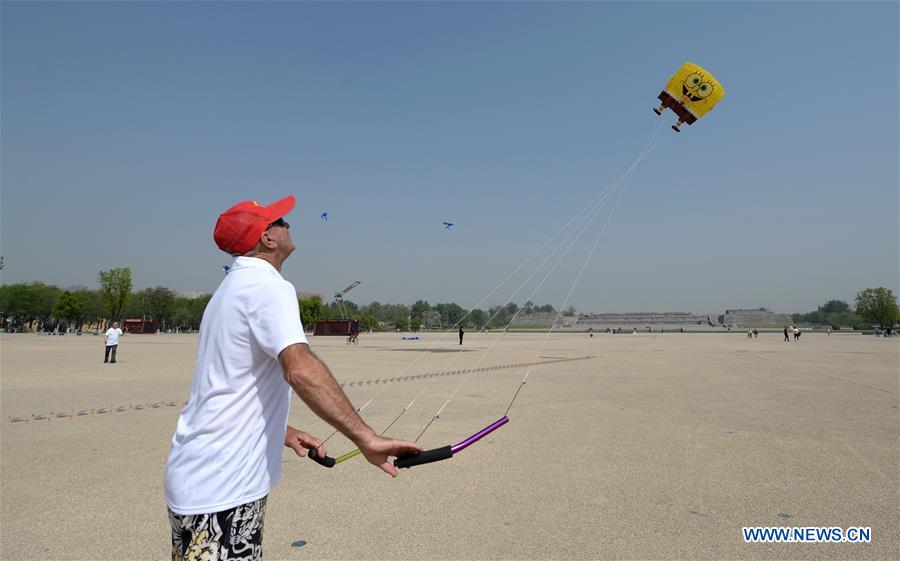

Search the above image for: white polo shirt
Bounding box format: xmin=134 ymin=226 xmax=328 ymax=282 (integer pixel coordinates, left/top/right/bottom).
xmin=164 ymin=257 xmax=308 ymax=515
xmin=105 ymin=327 xmax=123 ymax=346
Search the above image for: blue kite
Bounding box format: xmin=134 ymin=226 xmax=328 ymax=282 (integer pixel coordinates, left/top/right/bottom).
xmin=320 ymin=212 xmax=328 ymax=221
xmin=442 ymin=222 xmax=454 ymax=230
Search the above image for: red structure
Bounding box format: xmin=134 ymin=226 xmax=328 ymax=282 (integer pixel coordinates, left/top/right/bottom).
xmin=313 ymin=319 xmax=351 ymax=336
xmin=124 ymin=318 xmax=157 ymax=334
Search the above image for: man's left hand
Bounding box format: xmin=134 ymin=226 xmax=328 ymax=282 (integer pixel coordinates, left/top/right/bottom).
xmin=284 ymin=425 xmax=325 ymax=459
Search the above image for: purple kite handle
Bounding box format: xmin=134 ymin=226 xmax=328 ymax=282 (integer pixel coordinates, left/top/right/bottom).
xmin=451 ymin=416 xmax=508 ymax=454
xmin=394 ymin=416 xmax=509 ymax=469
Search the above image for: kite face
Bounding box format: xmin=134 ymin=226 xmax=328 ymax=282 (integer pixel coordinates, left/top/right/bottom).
xmin=656 ymin=61 xmax=725 ymax=127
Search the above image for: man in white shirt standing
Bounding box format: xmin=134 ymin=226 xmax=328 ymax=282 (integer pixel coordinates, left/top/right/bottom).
xmin=164 ymin=195 xmax=422 ymax=560
xmin=104 ymin=321 xmax=123 ymax=363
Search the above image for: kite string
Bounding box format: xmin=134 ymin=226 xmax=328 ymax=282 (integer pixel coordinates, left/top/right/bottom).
xmin=504 ymin=123 xmax=668 ymax=416
xmin=410 ymin=125 xmax=667 ymax=441
xmin=327 ymin=120 xmax=666 ymax=449
xmin=381 ymin=173 xmax=626 ymax=441
xmin=322 ymin=142 xmax=645 ymax=445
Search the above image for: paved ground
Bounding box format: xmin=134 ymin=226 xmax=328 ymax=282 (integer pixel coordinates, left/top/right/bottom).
xmin=1 ymin=331 xmax=897 ymax=560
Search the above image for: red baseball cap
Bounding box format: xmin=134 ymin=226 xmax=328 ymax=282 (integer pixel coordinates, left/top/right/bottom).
xmin=213 ymin=195 xmax=295 ymax=254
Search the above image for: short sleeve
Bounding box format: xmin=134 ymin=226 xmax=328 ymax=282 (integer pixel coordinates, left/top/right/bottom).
xmin=250 ymin=280 xmax=309 ymax=358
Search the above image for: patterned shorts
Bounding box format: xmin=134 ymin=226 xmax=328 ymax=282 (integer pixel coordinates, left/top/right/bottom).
xmin=168 ymin=497 xmax=267 ymax=561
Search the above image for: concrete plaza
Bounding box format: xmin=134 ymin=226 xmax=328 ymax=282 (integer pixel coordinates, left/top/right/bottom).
xmin=1 ymin=330 xmax=897 ymax=560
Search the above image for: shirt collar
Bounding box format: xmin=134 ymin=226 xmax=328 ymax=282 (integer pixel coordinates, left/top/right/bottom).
xmin=229 ymin=256 xmax=282 ymax=278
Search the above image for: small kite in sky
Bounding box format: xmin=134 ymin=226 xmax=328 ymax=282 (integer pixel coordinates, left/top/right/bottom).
xmin=320 ymin=212 xmax=328 ymax=221
xmin=442 ymin=222 xmax=454 ymax=230
xmin=222 ymin=265 xmax=230 ymax=275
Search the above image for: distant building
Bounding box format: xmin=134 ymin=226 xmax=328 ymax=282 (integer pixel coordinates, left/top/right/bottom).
xmin=722 ymin=308 xmax=791 ymax=326
xmin=576 ymin=312 xmax=712 ymax=328
xmin=509 ymin=312 xmax=569 ymax=327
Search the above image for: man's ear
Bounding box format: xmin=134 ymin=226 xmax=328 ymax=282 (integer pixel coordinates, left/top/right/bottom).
xmin=259 ymin=231 xmax=278 ymax=250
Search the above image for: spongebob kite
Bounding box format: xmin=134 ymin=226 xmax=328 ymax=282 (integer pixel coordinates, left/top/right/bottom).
xmin=654 ymin=61 xmax=725 ymax=132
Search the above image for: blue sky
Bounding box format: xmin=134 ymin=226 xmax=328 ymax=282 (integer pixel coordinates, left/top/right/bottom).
xmin=2 ymin=1 xmax=897 ymax=315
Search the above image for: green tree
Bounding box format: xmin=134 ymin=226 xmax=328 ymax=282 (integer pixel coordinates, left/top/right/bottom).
xmin=410 ymin=300 xmax=431 ymax=320
xmin=52 ymin=291 xmax=83 ymax=330
xmin=173 ymin=304 xmax=194 ymax=331
xmin=362 ymin=301 xmax=384 ymax=321
xmin=434 ymin=302 xmax=466 ymax=327
xmin=410 ymin=317 xmax=423 ymax=331
xmin=72 ymin=289 xmax=103 ymax=327
xmin=98 ymin=268 xmax=133 ymax=321
xmin=299 ymin=295 xmax=322 ymax=330
xmin=141 ymin=286 xmax=177 ymax=330
xmin=469 ymin=308 xmax=488 ymax=329
xmin=359 ymin=314 xmax=379 ymax=332
xmin=0 ymin=282 xmax=61 ymax=329
xmin=819 ymin=299 xmax=850 ymax=315
xmin=855 ymin=287 xmax=900 ymax=329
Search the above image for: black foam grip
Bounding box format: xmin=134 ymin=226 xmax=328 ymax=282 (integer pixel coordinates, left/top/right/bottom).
xmin=394 ymin=445 xmax=453 ymax=469
xmin=307 ymin=448 xmax=336 ymax=468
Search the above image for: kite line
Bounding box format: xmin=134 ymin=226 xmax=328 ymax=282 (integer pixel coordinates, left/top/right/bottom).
xmin=308 ymin=121 xmax=670 ymax=468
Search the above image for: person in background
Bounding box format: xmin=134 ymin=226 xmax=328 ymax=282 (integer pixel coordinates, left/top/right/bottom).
xmin=104 ymin=321 xmax=123 ymax=363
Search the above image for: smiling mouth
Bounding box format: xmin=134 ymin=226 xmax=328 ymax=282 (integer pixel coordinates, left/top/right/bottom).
xmin=682 ymin=85 xmax=703 ymax=102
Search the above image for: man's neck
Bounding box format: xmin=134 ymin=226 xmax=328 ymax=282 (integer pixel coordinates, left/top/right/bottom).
xmin=241 ymin=253 xmax=283 ymax=272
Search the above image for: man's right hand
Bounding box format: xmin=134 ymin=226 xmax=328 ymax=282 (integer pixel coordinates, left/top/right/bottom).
xmin=357 ymin=434 xmax=424 ymax=478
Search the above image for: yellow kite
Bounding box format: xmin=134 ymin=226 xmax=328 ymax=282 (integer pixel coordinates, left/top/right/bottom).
xmin=654 ymin=61 xmax=725 ymax=132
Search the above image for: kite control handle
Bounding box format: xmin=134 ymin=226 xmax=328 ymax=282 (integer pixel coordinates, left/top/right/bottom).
xmin=307 ymin=447 xmax=336 ymax=468
xmin=394 ymin=445 xmax=453 ymax=469
xmin=394 ymin=417 xmax=509 ymax=469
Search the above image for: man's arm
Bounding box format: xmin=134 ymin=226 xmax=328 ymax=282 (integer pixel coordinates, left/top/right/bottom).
xmin=278 ymin=343 xmax=422 ymax=476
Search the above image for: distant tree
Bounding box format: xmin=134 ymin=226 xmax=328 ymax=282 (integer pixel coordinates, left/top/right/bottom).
xmin=563 ymin=305 xmax=576 ymax=316
xmin=72 ymin=289 xmax=103 ymax=327
xmin=121 ymin=292 xmax=144 ymax=319
xmin=469 ymin=308 xmax=488 ymax=329
xmin=422 ymin=310 xmax=442 ymax=329
xmin=299 ymin=295 xmax=322 ymax=329
xmin=0 ymin=282 xmax=61 ymax=329
xmin=410 ymin=317 xmax=423 ymax=331
xmin=855 ymin=287 xmax=900 ymax=329
xmin=434 ymin=302 xmax=466 ymax=327
xmin=188 ymin=294 xmax=211 ymax=328
xmin=362 ymin=301 xmax=384 ymax=321
xmin=172 ymin=305 xmax=193 ymax=331
xmin=410 ymin=300 xmax=431 ymax=320
xmin=141 ymin=286 xmax=177 ymax=330
xmin=486 ymin=304 xmax=511 ymax=329
xmin=339 ymin=299 xmax=360 ymax=319
xmin=52 ymin=291 xmax=83 ymax=330
xmin=98 ymin=268 xmax=132 ymax=321
xmin=819 ymin=299 xmax=851 ymax=315
xmin=359 ymin=314 xmax=379 ymax=332
xmin=523 ymin=300 xmax=534 ymax=315
xmin=382 ymin=304 xmax=410 ymax=325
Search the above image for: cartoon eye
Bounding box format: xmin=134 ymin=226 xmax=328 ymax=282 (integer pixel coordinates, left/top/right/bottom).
xmin=684 ymin=73 xmax=702 ymax=88
xmin=695 ymin=82 xmax=713 ymax=98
